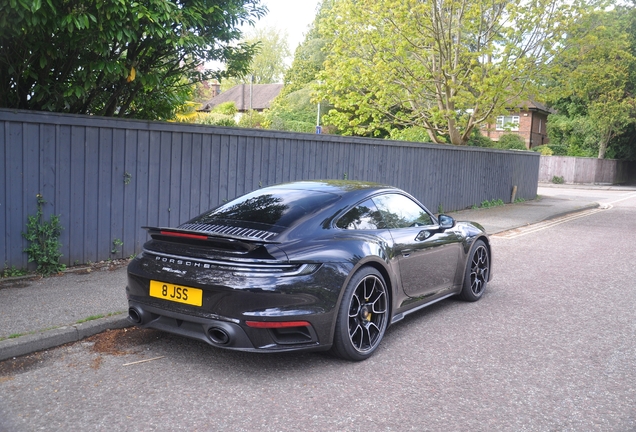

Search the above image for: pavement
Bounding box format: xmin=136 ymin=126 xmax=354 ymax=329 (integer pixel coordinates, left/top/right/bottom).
xmin=2 ymin=182 xmax=635 ymax=362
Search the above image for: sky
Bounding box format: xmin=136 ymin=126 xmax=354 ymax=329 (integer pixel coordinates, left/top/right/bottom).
xmin=249 ymin=0 xmax=322 ymax=55
xmin=206 ymin=1 xmax=321 ymax=74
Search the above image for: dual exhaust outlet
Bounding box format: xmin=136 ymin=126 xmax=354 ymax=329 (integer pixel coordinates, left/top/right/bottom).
xmin=128 ymin=307 xmax=232 ymax=346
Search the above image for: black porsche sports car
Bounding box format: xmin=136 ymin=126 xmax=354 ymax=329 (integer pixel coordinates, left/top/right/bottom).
xmin=126 ymin=180 xmax=492 ymax=361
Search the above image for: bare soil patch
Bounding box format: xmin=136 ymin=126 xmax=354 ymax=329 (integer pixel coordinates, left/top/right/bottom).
xmin=86 ymin=327 xmax=165 ymax=356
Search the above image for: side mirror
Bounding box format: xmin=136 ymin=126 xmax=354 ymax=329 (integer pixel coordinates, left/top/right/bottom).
xmin=438 ymin=214 xmax=455 ymax=230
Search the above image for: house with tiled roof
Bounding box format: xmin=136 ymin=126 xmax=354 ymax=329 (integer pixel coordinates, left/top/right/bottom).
xmin=200 ymin=83 xmax=283 ymax=113
xmin=481 ymin=100 xmax=554 ymax=149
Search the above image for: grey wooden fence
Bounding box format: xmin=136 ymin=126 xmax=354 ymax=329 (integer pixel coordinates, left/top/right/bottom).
xmin=539 ymin=155 xmax=636 ymax=184
xmin=1 ymin=108 xmax=540 ymax=269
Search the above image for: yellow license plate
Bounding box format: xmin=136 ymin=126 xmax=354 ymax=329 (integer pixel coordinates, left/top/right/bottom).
xmin=149 ymin=280 xmax=203 ymax=306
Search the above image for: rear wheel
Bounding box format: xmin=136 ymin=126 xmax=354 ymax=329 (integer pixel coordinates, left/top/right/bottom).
xmin=331 ymin=267 xmax=389 ymax=361
xmin=458 ymin=239 xmax=490 ymax=302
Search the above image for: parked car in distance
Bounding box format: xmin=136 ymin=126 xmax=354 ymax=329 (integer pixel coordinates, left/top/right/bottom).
xmin=126 ymin=180 xmax=492 ymax=361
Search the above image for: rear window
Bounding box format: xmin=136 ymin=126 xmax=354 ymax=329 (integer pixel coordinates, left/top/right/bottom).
xmin=187 ymin=189 xmax=340 ymax=229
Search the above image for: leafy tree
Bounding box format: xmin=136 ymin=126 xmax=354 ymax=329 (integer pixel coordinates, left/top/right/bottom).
xmin=193 ymin=78 xmax=222 ymax=104
xmin=266 ymin=87 xmax=317 ymax=133
xmin=0 ymin=0 xmax=265 ymax=119
xmin=266 ymin=1 xmax=334 ymax=132
xmin=280 ymin=1 xmax=333 ymax=96
xmin=546 ymin=109 xmax=599 ymax=157
xmin=608 ymin=124 xmax=636 ymax=160
xmin=221 ymin=25 xmax=290 ymax=89
xmin=316 ymin=0 xmax=596 ymax=144
xmin=546 ymin=8 xmax=636 ymax=158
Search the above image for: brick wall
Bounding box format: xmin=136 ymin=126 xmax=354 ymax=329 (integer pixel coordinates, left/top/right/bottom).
xmin=482 ymin=110 xmax=550 ymax=148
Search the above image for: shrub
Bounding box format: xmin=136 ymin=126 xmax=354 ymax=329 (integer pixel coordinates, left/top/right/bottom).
xmin=389 ymin=127 xmax=431 ymax=143
xmin=212 ymin=118 xmax=238 ymax=127
xmin=547 ymin=144 xmax=568 ymax=155
xmin=283 ymin=120 xmax=316 ymax=133
xmin=1 ymin=265 xmax=27 ymax=278
xmin=495 ymin=134 xmax=527 ymax=150
xmin=480 ymin=199 xmax=505 ymax=208
xmin=566 ymin=144 xmax=594 ymax=157
xmin=22 ymin=194 xmax=66 ymax=276
xmin=212 ymin=101 xmax=238 ymax=116
xmin=466 ymin=133 xmax=494 ymax=148
xmin=552 ymin=175 xmax=565 ymax=184
xmin=238 ymin=110 xmax=267 ymax=128
xmin=532 ymin=143 xmax=568 ymax=156
xmin=196 ymin=112 xmax=236 ymax=127
xmin=533 ymin=145 xmax=554 ymax=156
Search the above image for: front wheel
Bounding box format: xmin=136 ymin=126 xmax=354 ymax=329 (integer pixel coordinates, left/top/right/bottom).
xmin=458 ymin=239 xmax=490 ymax=302
xmin=331 ymin=267 xmax=389 ymax=361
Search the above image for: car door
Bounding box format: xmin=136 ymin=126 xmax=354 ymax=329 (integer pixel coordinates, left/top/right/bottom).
xmin=372 ymin=194 xmax=462 ymax=299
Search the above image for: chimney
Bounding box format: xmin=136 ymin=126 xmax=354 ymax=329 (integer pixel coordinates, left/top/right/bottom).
xmin=210 ymin=81 xmax=220 ymax=98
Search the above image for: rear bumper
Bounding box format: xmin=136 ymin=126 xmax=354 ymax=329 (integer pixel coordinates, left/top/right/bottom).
xmin=127 ymin=299 xmax=326 ymax=352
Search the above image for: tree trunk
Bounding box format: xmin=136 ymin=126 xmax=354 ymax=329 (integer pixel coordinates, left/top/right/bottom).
xmin=597 ymin=141 xmax=608 ymax=159
xmin=597 ymin=130 xmax=612 ymax=159
xmin=447 ymin=117 xmax=464 ymax=145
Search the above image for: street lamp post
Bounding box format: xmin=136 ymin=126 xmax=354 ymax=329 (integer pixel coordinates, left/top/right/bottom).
xmin=316 ymin=81 xmax=322 ymax=134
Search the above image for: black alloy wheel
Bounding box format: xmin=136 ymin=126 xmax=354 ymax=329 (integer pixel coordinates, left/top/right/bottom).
xmin=459 ymin=239 xmax=490 ymax=302
xmin=331 ymin=267 xmax=389 ymax=361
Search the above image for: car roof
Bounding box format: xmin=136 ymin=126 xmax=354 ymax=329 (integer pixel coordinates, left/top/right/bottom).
xmin=262 ymin=180 xmax=396 ymax=197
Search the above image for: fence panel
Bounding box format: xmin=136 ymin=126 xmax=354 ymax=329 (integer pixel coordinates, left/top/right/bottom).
xmin=539 ymin=155 xmax=636 ymax=184
xmin=1 ymin=109 xmax=539 ymax=268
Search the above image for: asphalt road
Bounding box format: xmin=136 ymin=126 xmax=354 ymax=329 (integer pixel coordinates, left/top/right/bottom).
xmin=1 ymin=189 xmax=635 ymax=431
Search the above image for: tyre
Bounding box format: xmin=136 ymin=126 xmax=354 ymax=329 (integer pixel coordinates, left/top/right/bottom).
xmin=458 ymin=239 xmax=490 ymax=302
xmin=331 ymin=267 xmax=389 ymax=361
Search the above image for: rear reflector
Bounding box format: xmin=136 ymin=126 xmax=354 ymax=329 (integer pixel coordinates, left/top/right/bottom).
xmin=245 ymin=321 xmax=310 ymax=329
xmin=160 ymin=231 xmax=208 ymax=240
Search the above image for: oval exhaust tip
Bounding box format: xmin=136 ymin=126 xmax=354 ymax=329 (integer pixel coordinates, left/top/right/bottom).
xmin=128 ymin=307 xmax=142 ymax=324
xmin=208 ymin=327 xmax=230 ymax=345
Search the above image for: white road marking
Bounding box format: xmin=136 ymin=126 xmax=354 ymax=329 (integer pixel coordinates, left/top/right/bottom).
xmin=494 ymin=191 xmax=636 ymax=239
xmin=493 ymin=207 xmax=607 ymax=239
xmin=602 ymin=192 xmax=636 ymax=206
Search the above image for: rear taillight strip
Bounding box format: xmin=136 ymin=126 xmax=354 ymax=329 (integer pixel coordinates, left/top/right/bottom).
xmin=245 ymin=321 xmax=311 ymax=329
xmin=160 ymin=231 xmax=208 ymax=240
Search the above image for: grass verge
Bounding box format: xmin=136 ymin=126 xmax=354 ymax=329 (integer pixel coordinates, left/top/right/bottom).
xmin=0 ymin=311 xmax=126 ymax=342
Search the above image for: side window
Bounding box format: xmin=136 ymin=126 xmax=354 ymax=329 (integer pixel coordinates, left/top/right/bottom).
xmin=336 ymin=199 xmax=385 ymax=230
xmin=372 ymin=194 xmax=433 ymax=229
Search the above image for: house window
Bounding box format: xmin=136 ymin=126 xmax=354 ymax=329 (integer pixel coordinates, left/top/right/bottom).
xmin=496 ymin=115 xmax=520 ymax=131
